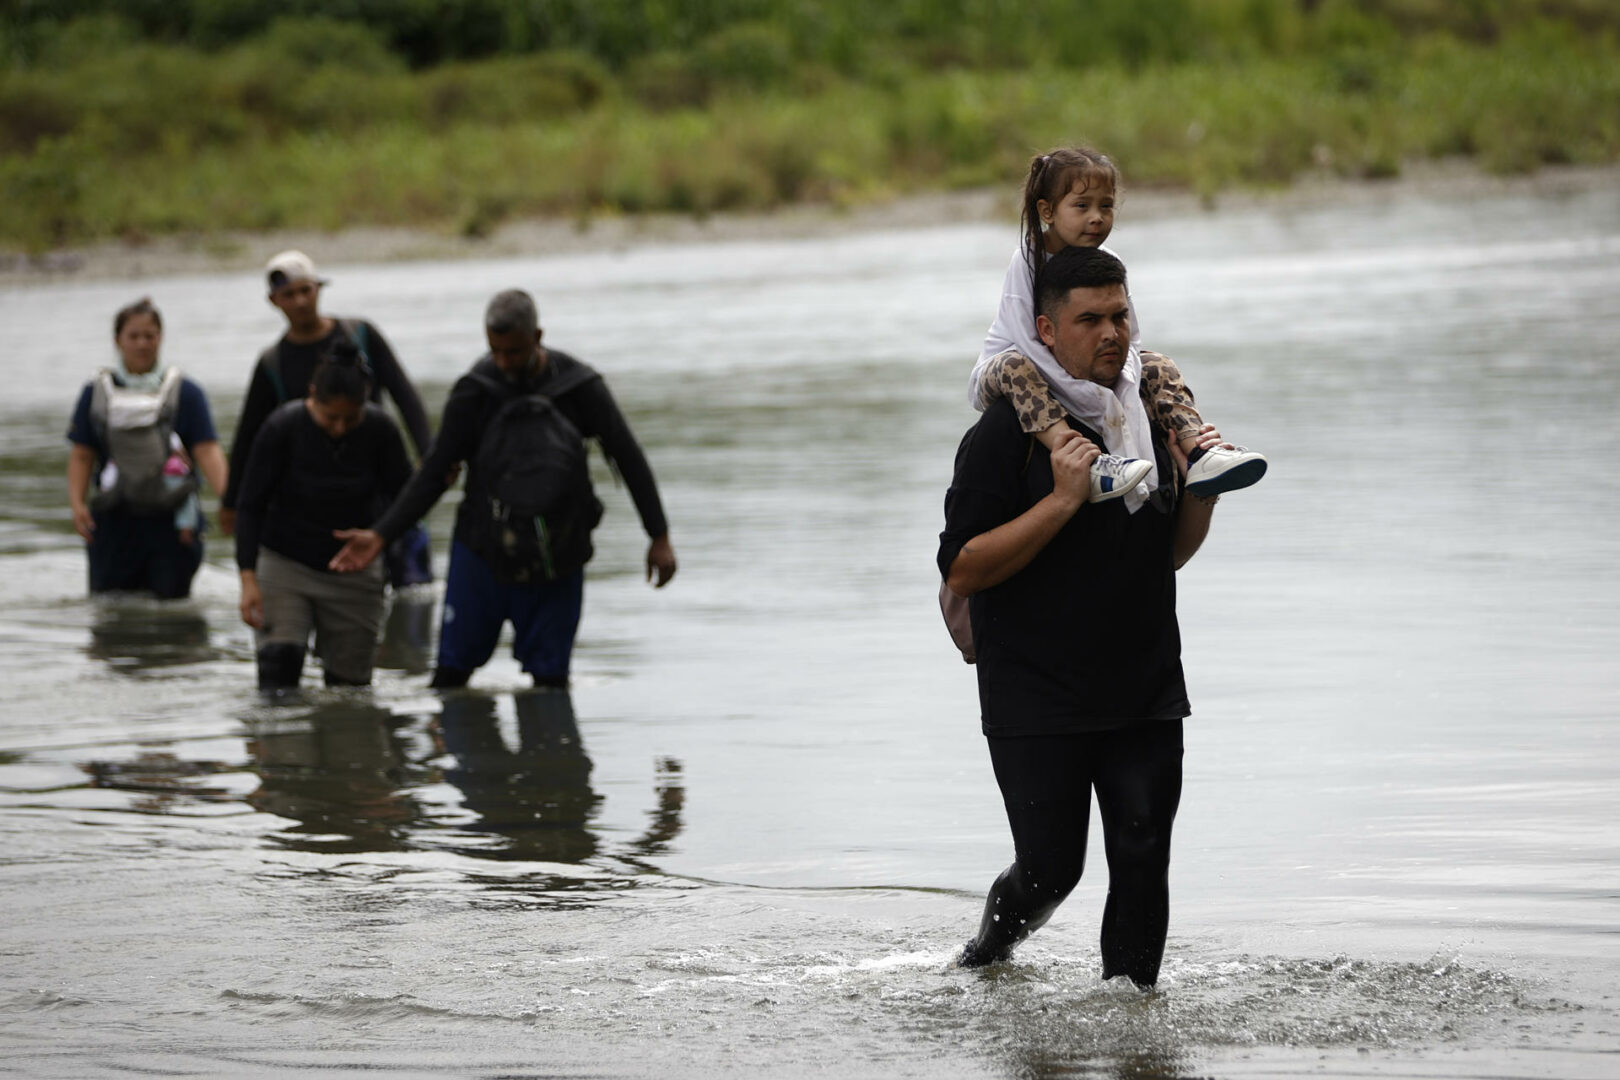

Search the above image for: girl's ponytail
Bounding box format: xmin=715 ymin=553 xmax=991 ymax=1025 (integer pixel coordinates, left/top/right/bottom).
xmin=1020 ymin=154 xmax=1053 ymax=283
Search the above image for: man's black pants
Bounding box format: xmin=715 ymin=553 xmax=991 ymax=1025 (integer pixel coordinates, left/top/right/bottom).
xmin=972 ymin=718 xmax=1184 ymax=985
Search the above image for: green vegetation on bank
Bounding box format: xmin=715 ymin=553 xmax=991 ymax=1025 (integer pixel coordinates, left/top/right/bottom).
xmin=2 ymin=1 xmax=1618 ymax=251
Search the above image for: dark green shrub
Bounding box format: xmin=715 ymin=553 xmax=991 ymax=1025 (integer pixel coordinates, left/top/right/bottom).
xmin=0 ymin=78 xmax=77 ymax=152
xmin=696 ymin=21 xmax=794 ymax=90
xmin=244 ymin=16 xmax=399 ymax=75
xmin=630 ymin=51 xmax=712 ymax=110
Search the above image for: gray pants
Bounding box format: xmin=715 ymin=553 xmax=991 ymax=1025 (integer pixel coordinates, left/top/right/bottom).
xmin=255 ymin=548 xmax=387 ymax=686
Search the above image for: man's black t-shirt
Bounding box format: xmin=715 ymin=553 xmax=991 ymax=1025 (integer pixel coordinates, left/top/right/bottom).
xmin=234 ymin=401 xmax=414 ymax=574
xmin=937 ymin=399 xmax=1190 ymax=736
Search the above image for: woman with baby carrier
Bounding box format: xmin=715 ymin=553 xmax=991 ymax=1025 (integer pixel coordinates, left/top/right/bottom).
xmin=66 ymin=297 xmax=230 ymax=600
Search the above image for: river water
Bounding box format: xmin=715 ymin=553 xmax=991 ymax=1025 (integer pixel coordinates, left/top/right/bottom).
xmin=1 ymin=182 xmax=1617 ymax=1079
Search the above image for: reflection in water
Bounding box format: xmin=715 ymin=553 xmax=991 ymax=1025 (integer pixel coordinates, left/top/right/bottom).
xmin=629 ymin=754 xmax=684 ymax=862
xmin=436 ymin=689 xmax=603 ymax=864
xmin=246 ymin=702 xmax=424 ymax=854
xmin=85 ymin=752 xmax=240 ymax=814
xmin=238 ymin=689 xmax=686 ymax=869
xmin=86 ymin=598 xmax=215 ymax=670
xmin=373 ymin=589 xmax=436 ymax=675
xmin=1004 ymin=1043 xmax=1193 ymax=1080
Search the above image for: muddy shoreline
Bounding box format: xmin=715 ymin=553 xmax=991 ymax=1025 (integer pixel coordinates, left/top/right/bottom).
xmin=3 ymin=160 xmax=1614 ymax=288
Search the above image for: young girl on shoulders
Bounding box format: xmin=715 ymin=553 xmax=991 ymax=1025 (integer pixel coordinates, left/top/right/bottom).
xmin=972 ymin=146 xmax=1266 ymax=505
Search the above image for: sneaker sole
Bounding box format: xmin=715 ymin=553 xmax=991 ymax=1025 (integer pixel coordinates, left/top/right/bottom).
xmin=1091 ymin=483 xmax=1133 ymax=503
xmin=1186 ymin=458 xmax=1267 ymax=496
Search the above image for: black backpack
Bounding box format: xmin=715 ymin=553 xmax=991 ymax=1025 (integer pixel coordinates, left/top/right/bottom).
xmin=467 ymin=369 xmax=603 ymax=584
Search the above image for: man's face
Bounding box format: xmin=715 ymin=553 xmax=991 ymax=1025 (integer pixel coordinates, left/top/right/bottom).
xmin=1035 ymin=284 xmax=1131 ymax=388
xmin=487 ymin=326 xmax=545 ymax=380
xmin=269 ymin=279 xmax=322 ymax=330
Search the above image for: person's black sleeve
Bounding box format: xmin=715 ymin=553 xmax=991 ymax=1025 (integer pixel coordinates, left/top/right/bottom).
xmin=571 ymin=378 xmax=670 ymax=539
xmin=364 ymin=322 xmax=433 ymax=458
xmin=234 ymin=413 xmax=289 ymax=570
xmin=937 ymin=403 xmax=1024 ymax=580
xmin=375 ymin=413 xmax=415 ymax=503
xmin=370 ymin=378 xmax=482 ymax=542
xmin=223 ymin=362 xmax=281 ymax=510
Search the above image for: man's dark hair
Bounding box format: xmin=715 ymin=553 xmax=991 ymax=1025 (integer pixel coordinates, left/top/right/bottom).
xmin=1034 ymin=245 xmax=1128 ymax=321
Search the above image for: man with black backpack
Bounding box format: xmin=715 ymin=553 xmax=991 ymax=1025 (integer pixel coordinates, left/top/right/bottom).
xmin=329 ymin=289 xmax=677 ymax=689
xmin=219 ymin=250 xmax=436 ymax=586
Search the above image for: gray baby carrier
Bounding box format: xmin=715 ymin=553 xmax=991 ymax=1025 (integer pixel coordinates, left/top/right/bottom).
xmin=88 ymin=367 xmax=195 ymax=513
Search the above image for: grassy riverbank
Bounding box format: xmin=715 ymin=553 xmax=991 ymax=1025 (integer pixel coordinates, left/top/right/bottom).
xmin=3 ymin=3 xmax=1618 ymax=253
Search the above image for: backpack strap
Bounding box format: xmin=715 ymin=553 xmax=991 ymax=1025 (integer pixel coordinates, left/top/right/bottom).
xmin=259 ymin=320 xmax=369 ymax=403
xmin=465 ymin=367 xmax=519 ymax=412
xmin=88 ymin=370 xmax=116 ymax=445
xmin=466 ymin=367 xmax=505 ymax=397
xmin=156 ymin=366 xmax=186 ymax=438
xmin=336 ymin=318 xmax=371 ymax=365
xmin=533 ymin=351 xmax=602 ymax=398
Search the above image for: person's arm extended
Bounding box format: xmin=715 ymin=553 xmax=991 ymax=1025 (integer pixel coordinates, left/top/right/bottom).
xmin=330 ymin=381 xmax=476 ymax=572
xmin=569 ymin=376 xmax=676 ymax=586
xmin=572 ymin=377 xmax=669 ymax=540
xmin=370 ymin=414 xmax=464 ymax=542
xmin=67 ymin=443 xmax=97 ymax=541
xmin=1169 ymin=424 xmax=1226 ymax=569
xmin=946 ymin=430 xmax=1098 ymax=596
xmin=365 ymin=323 xmax=433 ymax=457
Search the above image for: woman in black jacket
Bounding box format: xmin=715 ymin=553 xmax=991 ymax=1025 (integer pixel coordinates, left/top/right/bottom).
xmin=235 ymin=342 xmax=414 ymax=690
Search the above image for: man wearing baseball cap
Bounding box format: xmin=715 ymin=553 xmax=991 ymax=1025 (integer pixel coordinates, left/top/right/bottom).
xmin=221 ymin=250 xmax=436 ymax=587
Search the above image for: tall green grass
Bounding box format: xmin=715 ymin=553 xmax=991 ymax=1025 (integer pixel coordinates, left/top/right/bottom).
xmin=1 ymin=7 xmax=1617 ymax=251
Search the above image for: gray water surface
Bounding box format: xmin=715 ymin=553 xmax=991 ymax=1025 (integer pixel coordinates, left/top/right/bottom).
xmin=2 ymin=186 xmax=1618 ymax=1078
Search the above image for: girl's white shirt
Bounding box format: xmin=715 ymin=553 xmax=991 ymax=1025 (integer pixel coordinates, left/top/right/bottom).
xmin=970 ymin=242 xmax=1157 ymax=510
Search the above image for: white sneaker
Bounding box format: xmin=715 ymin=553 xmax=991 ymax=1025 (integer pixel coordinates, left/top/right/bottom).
xmin=1186 ymin=444 xmax=1267 ymax=495
xmin=1090 ymin=454 xmax=1153 ymax=503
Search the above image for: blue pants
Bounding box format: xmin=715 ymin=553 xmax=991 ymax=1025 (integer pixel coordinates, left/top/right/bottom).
xmin=438 ymin=541 xmax=585 ymax=681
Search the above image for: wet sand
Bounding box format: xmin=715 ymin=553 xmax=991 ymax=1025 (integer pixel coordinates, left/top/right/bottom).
xmin=3 ymin=159 xmax=1615 ymax=287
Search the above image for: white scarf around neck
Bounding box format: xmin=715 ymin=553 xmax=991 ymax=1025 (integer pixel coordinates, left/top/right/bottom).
xmin=1024 ymin=341 xmax=1158 ymax=513
xmin=114 ymin=353 xmax=167 ymax=392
